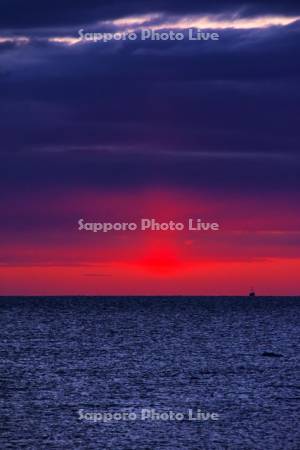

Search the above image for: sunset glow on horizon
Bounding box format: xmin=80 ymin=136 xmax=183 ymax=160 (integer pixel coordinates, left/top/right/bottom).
xmin=1 ymin=0 xmax=300 ymax=296
xmin=1 ymin=188 xmax=299 ymax=295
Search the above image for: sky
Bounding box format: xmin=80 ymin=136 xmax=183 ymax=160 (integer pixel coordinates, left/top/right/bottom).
xmin=0 ymin=0 xmax=300 ymax=295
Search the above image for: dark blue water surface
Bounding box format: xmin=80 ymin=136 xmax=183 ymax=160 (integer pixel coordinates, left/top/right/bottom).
xmin=0 ymin=296 xmax=299 ymax=449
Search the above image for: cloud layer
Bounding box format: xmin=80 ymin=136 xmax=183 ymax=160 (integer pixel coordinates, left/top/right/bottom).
xmin=0 ymin=0 xmax=299 ymax=294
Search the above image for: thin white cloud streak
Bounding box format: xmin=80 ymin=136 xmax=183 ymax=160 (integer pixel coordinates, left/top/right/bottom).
xmin=108 ymin=13 xmax=300 ymax=30
xmin=2 ymin=13 xmax=299 ymax=47
xmin=48 ymin=37 xmax=81 ymax=45
xmin=0 ymin=36 xmax=30 ymax=44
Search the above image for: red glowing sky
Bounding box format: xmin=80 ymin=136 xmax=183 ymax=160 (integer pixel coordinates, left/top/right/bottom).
xmin=1 ymin=188 xmax=299 ymax=295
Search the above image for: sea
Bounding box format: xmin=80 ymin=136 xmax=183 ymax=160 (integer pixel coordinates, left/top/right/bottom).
xmin=0 ymin=296 xmax=299 ymax=449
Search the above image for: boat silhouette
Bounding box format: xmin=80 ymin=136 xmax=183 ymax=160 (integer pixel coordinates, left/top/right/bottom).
xmin=249 ymin=287 xmax=256 ymax=297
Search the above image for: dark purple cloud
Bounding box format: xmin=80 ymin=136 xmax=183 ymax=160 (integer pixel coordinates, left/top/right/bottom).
xmin=0 ymin=4 xmax=299 ymax=198
xmin=1 ymin=0 xmax=300 ymax=29
xmin=0 ymin=24 xmax=299 ymax=155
